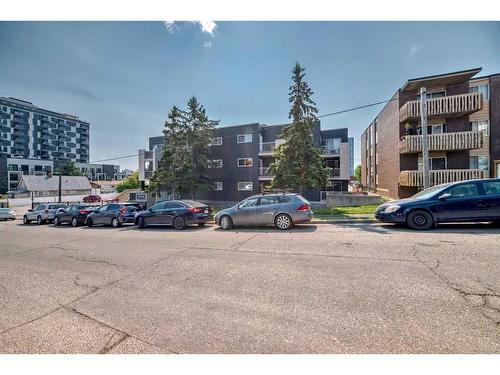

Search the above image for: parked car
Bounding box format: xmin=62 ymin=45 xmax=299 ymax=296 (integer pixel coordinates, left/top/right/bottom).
xmin=135 ymin=200 xmax=213 ymax=230
xmin=215 ymin=193 xmax=313 ymax=230
xmin=54 ymin=204 xmax=96 ymax=227
xmin=375 ymin=178 xmax=500 ymax=230
xmin=83 ymin=194 xmax=101 ymax=203
xmin=86 ymin=203 xmax=139 ymax=228
xmin=0 ymin=207 xmax=16 ymax=220
xmin=23 ymin=203 xmax=68 ymax=225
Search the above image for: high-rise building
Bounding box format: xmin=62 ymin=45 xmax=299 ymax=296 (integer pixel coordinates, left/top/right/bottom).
xmin=139 ymin=121 xmax=352 ymax=202
xmin=361 ymin=68 xmax=499 ymax=199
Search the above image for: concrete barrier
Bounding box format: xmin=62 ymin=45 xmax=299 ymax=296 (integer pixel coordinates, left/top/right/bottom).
xmin=325 ymin=192 xmax=383 ymax=207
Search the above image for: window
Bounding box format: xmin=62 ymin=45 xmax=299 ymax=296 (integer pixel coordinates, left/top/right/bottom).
xmin=237 ymin=134 xmax=252 ymax=143
xmin=237 ymin=158 xmax=253 ymax=167
xmin=471 ymin=120 xmax=489 ymax=135
xmin=237 ymin=182 xmax=253 ymax=191
xmin=446 ymin=183 xmax=479 ymax=198
xmin=8 ymin=164 xmax=18 ymax=171
xmin=417 ymin=90 xmax=446 ymax=100
xmin=208 ymin=159 xmax=223 ymax=168
xmin=428 ymin=124 xmax=444 ymax=134
xmin=470 ymin=84 xmax=490 ymax=100
xmin=210 ymin=137 xmax=222 ymax=146
xmin=259 ymin=196 xmax=278 ymax=205
xmin=324 ymin=138 xmax=341 ymax=154
xmin=420 ymin=157 xmax=447 ymax=171
xmin=470 ymin=156 xmax=489 ymax=171
xmin=482 ymin=181 xmax=500 ymax=196
xmin=277 ymin=195 xmax=292 ymax=204
xmin=213 ymin=182 xmax=223 ymax=191
xmin=164 ymin=202 xmax=184 ymax=209
xmin=239 ymin=197 xmax=258 ymax=208
xmin=34 ymin=165 xmax=43 ymax=172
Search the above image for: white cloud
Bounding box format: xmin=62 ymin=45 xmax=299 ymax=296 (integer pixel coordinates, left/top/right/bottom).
xmin=408 ymin=44 xmax=422 ymax=58
xmin=163 ymin=21 xmax=177 ymax=33
xmin=197 ymin=21 xmax=217 ymax=35
xmin=162 ymin=21 xmax=217 ymax=36
xmin=203 ymin=40 xmax=212 ymax=48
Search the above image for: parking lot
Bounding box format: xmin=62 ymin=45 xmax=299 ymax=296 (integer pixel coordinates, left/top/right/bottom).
xmin=1 ymin=217 xmax=500 ymax=353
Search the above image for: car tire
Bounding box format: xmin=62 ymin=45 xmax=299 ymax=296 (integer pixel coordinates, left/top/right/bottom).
xmin=71 ymin=217 xmax=78 ymax=227
xmin=87 ymin=218 xmax=93 ymax=227
xmin=219 ymin=215 xmax=233 ymax=230
xmin=23 ymin=215 xmax=30 ymax=224
xmin=138 ymin=217 xmax=145 ymax=229
xmin=54 ymin=217 xmax=60 ymax=226
xmin=198 ymin=222 xmax=206 ymax=227
xmin=490 ymin=220 xmax=500 ymax=227
xmin=275 ymin=213 xmax=293 ymax=230
xmin=173 ymin=216 xmax=186 ymax=230
xmin=111 ymin=218 xmax=120 ymax=228
xmin=37 ymin=216 xmax=43 ymax=225
xmin=407 ymin=210 xmax=434 ymax=230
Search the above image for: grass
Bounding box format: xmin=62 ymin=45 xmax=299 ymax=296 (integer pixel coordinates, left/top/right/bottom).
xmin=313 ymin=204 xmax=379 ymax=215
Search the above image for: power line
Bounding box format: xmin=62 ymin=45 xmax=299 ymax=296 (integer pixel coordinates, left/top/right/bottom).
xmin=318 ymin=98 xmax=398 ymax=118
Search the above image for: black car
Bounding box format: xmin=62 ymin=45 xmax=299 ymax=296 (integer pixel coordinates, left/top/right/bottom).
xmin=86 ymin=203 xmax=139 ymax=228
xmin=375 ymin=178 xmax=500 ymax=230
xmin=53 ymin=204 xmax=96 ymax=227
xmin=135 ymin=200 xmax=213 ymax=230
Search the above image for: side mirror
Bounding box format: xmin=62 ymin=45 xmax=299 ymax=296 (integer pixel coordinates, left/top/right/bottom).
xmin=28 ymin=209 xmax=33 ymax=212
xmin=438 ymin=193 xmax=452 ymax=201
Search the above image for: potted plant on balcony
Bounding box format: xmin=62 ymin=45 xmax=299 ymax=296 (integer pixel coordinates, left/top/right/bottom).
xmin=404 ymin=123 xmax=417 ymax=136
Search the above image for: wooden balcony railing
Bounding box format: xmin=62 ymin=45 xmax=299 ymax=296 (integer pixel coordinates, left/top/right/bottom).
xmin=399 ymin=131 xmax=484 ymax=153
xmin=399 ymin=169 xmax=485 ymax=187
xmin=399 ymin=92 xmax=483 ymax=122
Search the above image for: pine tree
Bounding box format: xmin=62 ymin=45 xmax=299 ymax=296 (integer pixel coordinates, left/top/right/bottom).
xmin=148 ymin=106 xmax=192 ymax=198
xmin=269 ymin=63 xmax=329 ymax=194
xmin=184 ymin=96 xmax=218 ymax=199
xmin=59 ymin=160 xmax=82 ymax=176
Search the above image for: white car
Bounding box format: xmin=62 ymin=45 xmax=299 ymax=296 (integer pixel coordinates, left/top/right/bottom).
xmin=0 ymin=208 xmax=16 ymax=220
xmin=23 ymin=203 xmax=68 ymax=225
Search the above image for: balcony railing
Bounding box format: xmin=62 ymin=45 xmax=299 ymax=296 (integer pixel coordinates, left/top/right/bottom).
xmin=259 ymin=141 xmax=276 ymax=154
xmin=321 ymin=146 xmax=340 ymax=155
xmin=399 ymin=169 xmax=485 ymax=187
xmin=259 ymin=167 xmax=274 ymax=178
xmin=399 ymin=92 xmax=483 ymax=123
xmin=399 ymin=131 xmax=484 ymax=153
xmin=328 ymin=167 xmax=341 ymax=178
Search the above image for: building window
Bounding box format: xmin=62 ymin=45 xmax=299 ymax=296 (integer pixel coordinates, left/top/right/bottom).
xmin=210 ymin=137 xmax=222 ymax=146
xmin=213 ymin=182 xmax=223 ymax=191
xmin=7 ymin=164 xmax=18 ymax=171
xmin=419 ymin=157 xmax=447 ymax=170
xmin=470 ymin=156 xmax=489 ymax=171
xmin=237 ymin=158 xmax=253 ymax=167
xmin=209 ymin=159 xmax=223 ymax=168
xmin=237 ymin=134 xmax=252 ymax=144
xmin=323 ymin=138 xmax=341 ymax=154
xmin=417 ymin=90 xmax=446 ymax=100
xmin=470 ymin=84 xmax=490 ymax=100
xmin=471 ymin=120 xmax=489 ymax=135
xmin=238 ymin=182 xmax=253 ymax=191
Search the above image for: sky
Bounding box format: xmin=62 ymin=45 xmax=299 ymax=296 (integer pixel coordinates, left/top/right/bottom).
xmin=1 ymin=21 xmax=499 ymax=170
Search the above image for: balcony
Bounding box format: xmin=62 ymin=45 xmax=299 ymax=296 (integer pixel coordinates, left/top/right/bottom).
xmin=399 ymin=169 xmax=485 ymax=187
xmin=328 ymin=167 xmax=341 ymax=178
xmin=399 ymin=131 xmax=484 ymax=153
xmin=321 ymin=146 xmax=340 ymax=156
xmin=259 ymin=141 xmax=276 ymax=156
xmin=258 ymin=167 xmax=274 ymax=180
xmin=399 ymin=92 xmax=483 ymax=123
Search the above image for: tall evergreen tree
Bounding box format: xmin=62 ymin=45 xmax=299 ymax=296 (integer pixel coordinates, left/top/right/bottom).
xmin=184 ymin=96 xmax=218 ymax=199
xmin=269 ymin=63 xmax=329 ymax=194
xmin=148 ymin=106 xmax=192 ymax=198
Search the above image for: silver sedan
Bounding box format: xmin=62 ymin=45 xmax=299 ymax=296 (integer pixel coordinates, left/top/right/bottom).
xmin=215 ymin=193 xmax=313 ymax=230
xmin=0 ymin=208 xmax=16 ymax=220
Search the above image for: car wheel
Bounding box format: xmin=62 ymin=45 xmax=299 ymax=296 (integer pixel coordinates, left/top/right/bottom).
xmin=490 ymin=220 xmax=500 ymax=227
xmin=71 ymin=217 xmax=78 ymax=227
xmin=275 ymin=213 xmax=293 ymax=230
xmin=219 ymin=215 xmax=233 ymax=230
xmin=173 ymin=216 xmax=186 ymax=230
xmin=407 ymin=210 xmax=434 ymax=230
xmin=23 ymin=215 xmax=30 ymax=224
xmin=54 ymin=217 xmax=60 ymax=226
xmin=111 ymin=218 xmax=120 ymax=228
xmin=138 ymin=217 xmax=145 ymax=229
xmin=87 ymin=218 xmax=93 ymax=227
xmin=37 ymin=216 xmax=43 ymax=225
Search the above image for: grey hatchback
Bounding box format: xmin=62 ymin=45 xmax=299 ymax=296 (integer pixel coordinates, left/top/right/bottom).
xmin=215 ymin=193 xmax=313 ymax=230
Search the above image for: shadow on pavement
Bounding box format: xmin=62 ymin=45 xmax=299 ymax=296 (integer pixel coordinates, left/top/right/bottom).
xmin=213 ymin=224 xmax=318 ymax=233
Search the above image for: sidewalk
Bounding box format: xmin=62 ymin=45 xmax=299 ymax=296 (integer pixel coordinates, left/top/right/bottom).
xmin=312 ymin=213 xmax=377 ymax=224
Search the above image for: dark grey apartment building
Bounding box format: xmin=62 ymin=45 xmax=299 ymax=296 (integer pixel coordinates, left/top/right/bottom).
xmin=361 ymin=68 xmax=500 ymax=199
xmin=139 ymin=121 xmax=352 ymax=202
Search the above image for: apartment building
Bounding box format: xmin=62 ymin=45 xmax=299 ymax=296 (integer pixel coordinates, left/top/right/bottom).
xmin=138 ymin=122 xmax=353 ymax=202
xmin=361 ymin=68 xmax=500 ymax=199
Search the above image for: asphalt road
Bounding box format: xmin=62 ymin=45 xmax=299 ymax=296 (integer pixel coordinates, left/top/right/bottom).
xmin=0 ymin=218 xmax=499 ymax=353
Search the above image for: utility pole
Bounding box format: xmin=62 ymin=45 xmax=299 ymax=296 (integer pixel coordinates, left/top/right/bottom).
xmin=58 ymin=166 xmax=62 ymax=203
xmin=420 ymin=87 xmax=430 ymax=189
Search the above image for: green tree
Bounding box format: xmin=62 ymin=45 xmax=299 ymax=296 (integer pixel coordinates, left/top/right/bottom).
xmin=116 ymin=171 xmax=140 ymax=193
xmin=148 ymin=106 xmax=192 ymax=198
xmin=354 ymin=165 xmax=361 ymax=182
xmin=58 ymin=160 xmax=82 ymax=176
xmin=184 ymin=96 xmax=219 ymax=199
xmin=269 ymin=63 xmax=329 ymax=194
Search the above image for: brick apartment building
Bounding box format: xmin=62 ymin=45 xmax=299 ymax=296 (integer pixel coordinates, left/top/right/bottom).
xmin=361 ymin=68 xmax=500 ymax=199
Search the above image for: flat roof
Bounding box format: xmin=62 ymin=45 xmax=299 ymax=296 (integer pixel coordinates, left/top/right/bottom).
xmin=400 ymin=67 xmax=482 ymax=92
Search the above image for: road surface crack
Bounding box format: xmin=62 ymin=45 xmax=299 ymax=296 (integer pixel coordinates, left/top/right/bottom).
xmin=64 ymin=255 xmax=126 ymax=268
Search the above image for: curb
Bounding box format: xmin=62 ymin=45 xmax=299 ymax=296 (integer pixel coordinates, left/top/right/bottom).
xmin=311 ymin=219 xmax=378 ymax=225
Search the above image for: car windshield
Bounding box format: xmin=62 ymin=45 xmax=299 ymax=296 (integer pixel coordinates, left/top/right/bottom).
xmin=411 ymin=184 xmax=448 ymax=199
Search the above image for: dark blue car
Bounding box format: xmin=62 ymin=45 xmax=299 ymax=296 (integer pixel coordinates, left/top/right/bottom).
xmin=134 ymin=200 xmax=213 ymax=230
xmin=375 ymin=178 xmax=500 ymax=230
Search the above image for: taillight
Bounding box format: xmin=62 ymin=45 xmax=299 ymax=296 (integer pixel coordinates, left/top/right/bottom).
xmin=188 ymin=207 xmax=204 ymax=214
xmin=119 ymin=207 xmax=126 ymax=215
xmin=297 ymin=204 xmax=310 ymax=212
xmin=79 ymin=210 xmax=90 ymax=215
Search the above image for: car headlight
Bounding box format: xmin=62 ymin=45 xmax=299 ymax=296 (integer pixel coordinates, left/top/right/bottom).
xmin=384 ymin=205 xmax=401 ymax=214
